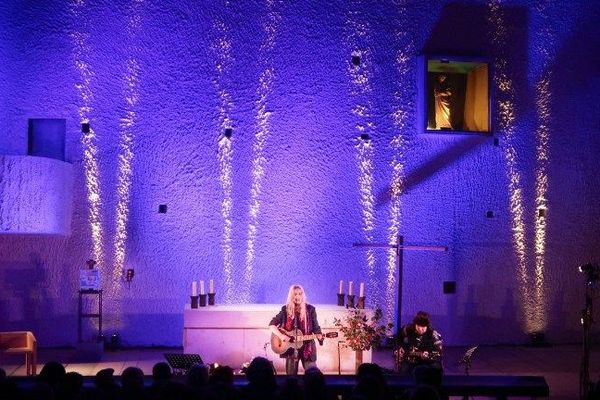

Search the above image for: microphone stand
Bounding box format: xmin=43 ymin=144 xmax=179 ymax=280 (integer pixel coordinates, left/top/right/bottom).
xmin=293 ymin=315 xmax=300 ymax=362
xmin=337 ymin=341 xmax=345 ymax=375
xmin=459 ymin=345 xmax=478 ymax=376
xmin=458 ymin=345 xmax=478 ymax=400
xmin=580 ymin=279 xmax=596 ymax=399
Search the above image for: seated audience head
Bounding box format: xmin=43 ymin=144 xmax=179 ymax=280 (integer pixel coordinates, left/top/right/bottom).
xmin=152 ymin=361 xmax=172 ymax=382
xmin=357 ymin=363 xmax=384 ymax=383
xmin=209 ymin=365 xmax=235 ymax=386
xmin=409 ymin=384 xmax=441 ymax=400
xmin=38 ymin=361 xmax=66 ymax=388
xmin=245 ymin=356 xmax=276 ymax=389
xmin=187 ymin=363 xmax=210 ymax=387
xmin=121 ymin=366 xmax=145 ymax=392
xmin=303 ymin=366 xmax=327 ymax=399
xmin=94 ymin=367 xmax=116 ymax=388
xmin=0 ymin=367 xmax=5 ymax=381
xmin=353 ymin=363 xmax=387 ymax=400
xmin=62 ymin=371 xmax=84 ymax=398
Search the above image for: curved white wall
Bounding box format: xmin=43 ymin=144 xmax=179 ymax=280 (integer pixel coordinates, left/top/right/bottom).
xmin=0 ymin=156 xmax=73 ymax=235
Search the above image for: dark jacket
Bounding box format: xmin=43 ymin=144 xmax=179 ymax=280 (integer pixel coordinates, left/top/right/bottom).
xmin=269 ymin=304 xmax=322 ymax=361
xmin=397 ymin=324 xmax=443 ymax=366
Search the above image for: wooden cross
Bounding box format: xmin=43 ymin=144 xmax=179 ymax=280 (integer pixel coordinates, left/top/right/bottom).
xmin=353 ymin=235 xmax=447 ymax=334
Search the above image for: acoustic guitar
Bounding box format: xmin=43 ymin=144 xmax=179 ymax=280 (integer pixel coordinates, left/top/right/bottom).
xmin=271 ymin=328 xmax=338 ymax=355
xmin=396 ymin=346 xmax=441 ymax=364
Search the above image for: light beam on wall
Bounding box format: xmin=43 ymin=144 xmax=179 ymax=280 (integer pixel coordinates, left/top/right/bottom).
xmin=345 ymin=1 xmax=381 ymax=309
xmin=533 ymin=74 xmax=550 ymax=328
xmin=244 ymin=1 xmax=281 ymax=302
xmin=113 ymin=61 xmax=140 ymax=286
xmin=218 ymin=135 xmax=234 ymax=303
xmin=488 ymin=0 xmax=539 ymax=333
xmin=212 ymin=16 xmax=235 ymax=304
xmin=70 ymin=0 xmax=104 ymax=268
xmin=531 ymin=1 xmax=555 ymax=331
xmin=386 ymin=6 xmax=413 ymax=325
xmin=356 ymin=138 xmax=377 ymax=304
xmin=113 ymin=0 xmax=143 ymax=292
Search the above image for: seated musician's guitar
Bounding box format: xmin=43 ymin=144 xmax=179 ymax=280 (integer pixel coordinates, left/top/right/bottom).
xmin=271 ymin=328 xmax=338 ymax=355
xmin=396 ymin=347 xmax=441 ymax=363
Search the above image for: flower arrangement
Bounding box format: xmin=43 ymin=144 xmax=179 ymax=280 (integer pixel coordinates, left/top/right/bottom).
xmin=333 ymin=308 xmax=393 ymax=351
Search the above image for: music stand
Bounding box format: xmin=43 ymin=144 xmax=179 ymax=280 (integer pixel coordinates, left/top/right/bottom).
xmin=458 ymin=345 xmax=478 ymax=376
xmin=164 ymin=353 xmax=203 ymax=375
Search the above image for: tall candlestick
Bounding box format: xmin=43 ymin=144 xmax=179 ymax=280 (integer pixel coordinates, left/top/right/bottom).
xmin=359 ymin=282 xmax=364 ymax=297
xmin=349 ymin=281 xmax=354 ymax=296
xmin=192 ymin=281 xmax=197 ymax=296
xmin=339 ymin=280 xmax=343 ymax=294
xmin=200 ymin=280 xmax=205 ymax=295
xmin=209 ymin=279 xmax=214 ymax=294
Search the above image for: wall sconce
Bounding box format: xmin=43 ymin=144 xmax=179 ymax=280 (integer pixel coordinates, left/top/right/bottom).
xmin=125 ymin=268 xmax=135 ymax=287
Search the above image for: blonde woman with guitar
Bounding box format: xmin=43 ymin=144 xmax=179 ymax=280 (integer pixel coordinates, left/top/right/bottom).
xmin=269 ymin=285 xmax=331 ymax=375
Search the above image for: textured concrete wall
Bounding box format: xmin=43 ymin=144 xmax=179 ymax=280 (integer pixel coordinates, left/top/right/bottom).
xmin=0 ymin=156 xmax=73 ymax=234
xmin=0 ymin=0 xmax=598 ymax=347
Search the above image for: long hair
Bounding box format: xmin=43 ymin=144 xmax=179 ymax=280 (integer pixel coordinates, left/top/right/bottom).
xmin=285 ymin=284 xmax=307 ymax=326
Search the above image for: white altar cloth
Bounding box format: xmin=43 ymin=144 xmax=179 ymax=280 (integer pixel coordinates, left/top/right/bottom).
xmin=183 ymin=304 xmax=371 ymax=374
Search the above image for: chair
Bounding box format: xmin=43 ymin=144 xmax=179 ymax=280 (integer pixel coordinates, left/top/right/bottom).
xmin=0 ymin=331 xmax=37 ymax=375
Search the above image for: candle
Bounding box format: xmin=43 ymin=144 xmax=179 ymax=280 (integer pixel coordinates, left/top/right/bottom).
xmin=339 ymin=280 xmax=343 ymax=294
xmin=359 ymin=282 xmax=364 ymax=297
xmin=192 ymin=281 xmax=197 ymax=296
xmin=349 ymin=281 xmax=354 ymax=296
xmin=200 ymin=280 xmax=205 ymax=295
xmin=209 ymin=279 xmax=214 ymax=293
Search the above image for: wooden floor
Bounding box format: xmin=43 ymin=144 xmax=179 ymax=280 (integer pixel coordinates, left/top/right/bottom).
xmin=1 ymin=344 xmax=598 ymax=399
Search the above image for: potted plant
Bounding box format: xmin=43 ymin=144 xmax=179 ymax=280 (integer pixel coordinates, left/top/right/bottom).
xmin=333 ymin=308 xmax=393 ymax=371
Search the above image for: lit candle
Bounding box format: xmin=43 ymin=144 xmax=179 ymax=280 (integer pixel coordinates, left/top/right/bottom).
xmin=209 ymin=279 xmax=214 ymax=293
xmin=200 ymin=280 xmax=205 ymax=295
xmin=339 ymin=280 xmax=343 ymax=294
xmin=192 ymin=281 xmax=197 ymax=296
xmin=359 ymin=282 xmax=364 ymax=297
xmin=349 ymin=281 xmax=354 ymax=296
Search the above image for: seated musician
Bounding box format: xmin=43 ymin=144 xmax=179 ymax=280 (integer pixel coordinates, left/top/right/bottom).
xmin=268 ymin=284 xmax=323 ymax=375
xmin=395 ymin=311 xmax=443 ymax=376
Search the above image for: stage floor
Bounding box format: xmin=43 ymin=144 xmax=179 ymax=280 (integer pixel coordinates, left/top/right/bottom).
xmin=1 ymin=344 xmax=597 ymax=399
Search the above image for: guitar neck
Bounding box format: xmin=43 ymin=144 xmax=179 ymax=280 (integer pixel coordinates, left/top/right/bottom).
xmin=294 ymin=333 xmax=319 ymax=342
xmin=281 ymin=330 xmax=319 ymax=342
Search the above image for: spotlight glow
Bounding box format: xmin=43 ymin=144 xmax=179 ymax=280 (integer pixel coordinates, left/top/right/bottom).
xmin=113 ymin=58 xmax=139 ymax=286
xmin=386 ymin=14 xmax=413 ymax=325
xmin=488 ymin=0 xmax=539 ymax=332
xmin=532 ymin=77 xmax=551 ymax=330
xmin=345 ymin=4 xmax=379 ymax=306
xmin=356 ymin=139 xmax=377 ymax=304
xmin=212 ymin=16 xmax=235 ymax=303
xmin=70 ymin=0 xmax=103 ymax=267
xmin=245 ymin=2 xmax=281 ymax=302
xmin=531 ymin=1 xmax=554 ymax=329
xmin=218 ymin=137 xmax=234 ymax=303
xmin=113 ymin=0 xmax=143 ymax=292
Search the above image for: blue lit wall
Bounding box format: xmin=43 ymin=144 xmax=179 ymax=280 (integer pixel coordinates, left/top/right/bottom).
xmin=0 ymin=0 xmax=598 ymax=347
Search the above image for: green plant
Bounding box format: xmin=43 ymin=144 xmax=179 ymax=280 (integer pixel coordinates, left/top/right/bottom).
xmin=333 ymin=308 xmax=393 ymax=351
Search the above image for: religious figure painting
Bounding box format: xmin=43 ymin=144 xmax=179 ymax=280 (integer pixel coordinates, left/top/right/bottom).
xmin=425 ymin=58 xmax=491 ymax=134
